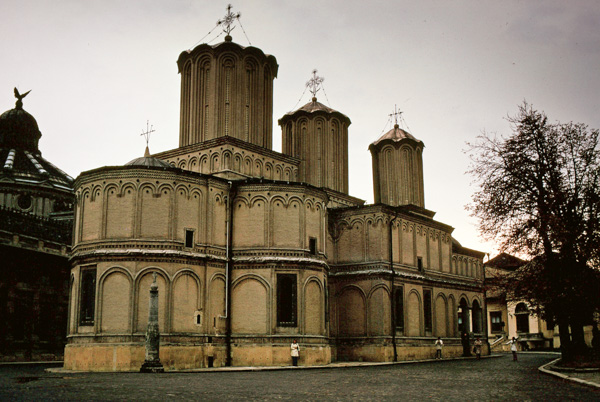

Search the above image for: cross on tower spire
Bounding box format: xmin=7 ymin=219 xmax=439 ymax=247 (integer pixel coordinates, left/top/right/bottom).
xmin=306 ymin=69 xmax=324 ymax=101
xmin=389 ymin=104 xmax=403 ymax=128
xmin=140 ymin=120 xmax=155 ymax=157
xmin=217 ymin=4 xmax=241 ymax=40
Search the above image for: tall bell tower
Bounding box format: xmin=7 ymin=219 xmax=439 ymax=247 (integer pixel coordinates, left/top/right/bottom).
xmin=177 ymin=5 xmax=279 ymax=149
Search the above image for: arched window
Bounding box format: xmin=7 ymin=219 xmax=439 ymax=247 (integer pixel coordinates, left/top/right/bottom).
xmin=277 ymin=274 xmax=297 ymax=327
xmin=79 ymin=267 xmax=96 ymax=326
xmin=515 ymin=302 xmax=530 ymax=333
xmin=394 ymin=286 xmax=404 ymax=333
xmin=423 ymin=289 xmax=432 ymax=334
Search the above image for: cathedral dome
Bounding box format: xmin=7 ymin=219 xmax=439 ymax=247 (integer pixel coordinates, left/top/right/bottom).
xmin=369 ymin=124 xmax=423 ymax=150
xmin=125 ymin=147 xmax=172 ymax=168
xmin=0 ymin=89 xmax=73 ymax=190
xmin=0 ymin=106 xmax=42 ymax=153
xmin=0 ymin=89 xmax=74 ymax=221
xmin=279 ymin=97 xmax=351 ymax=126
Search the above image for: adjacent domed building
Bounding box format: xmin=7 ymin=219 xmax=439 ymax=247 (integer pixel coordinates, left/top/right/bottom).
xmin=64 ymin=8 xmax=486 ymax=371
xmin=0 ymin=89 xmax=74 ymax=361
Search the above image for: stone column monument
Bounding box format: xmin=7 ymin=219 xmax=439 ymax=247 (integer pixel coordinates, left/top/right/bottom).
xmin=140 ymin=273 xmax=164 ymax=373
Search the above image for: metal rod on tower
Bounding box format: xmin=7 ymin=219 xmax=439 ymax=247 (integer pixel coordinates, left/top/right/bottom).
xmin=306 ymin=69 xmax=324 ymax=99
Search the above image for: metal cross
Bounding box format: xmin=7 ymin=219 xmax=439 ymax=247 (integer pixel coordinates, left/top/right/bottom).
xmin=217 ymin=4 xmax=241 ymax=36
xmin=306 ymin=69 xmax=324 ymax=98
xmin=140 ymin=120 xmax=155 ymax=148
xmin=389 ymin=104 xmax=403 ymax=127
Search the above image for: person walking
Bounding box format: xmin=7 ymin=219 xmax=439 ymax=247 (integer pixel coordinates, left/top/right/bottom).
xmin=290 ymin=339 xmax=300 ymax=366
xmin=435 ymin=337 xmax=444 ymax=359
xmin=473 ymin=337 xmax=483 ymax=360
xmin=506 ymin=337 xmax=518 ymax=361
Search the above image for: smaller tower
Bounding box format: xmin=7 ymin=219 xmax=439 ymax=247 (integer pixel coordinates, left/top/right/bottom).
xmin=279 ymin=70 xmax=351 ymax=193
xmin=369 ymin=109 xmax=424 ymax=207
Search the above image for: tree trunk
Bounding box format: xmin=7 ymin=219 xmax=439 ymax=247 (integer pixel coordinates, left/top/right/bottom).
xmin=570 ymin=317 xmax=587 ymax=355
xmin=558 ymin=317 xmax=572 ymax=361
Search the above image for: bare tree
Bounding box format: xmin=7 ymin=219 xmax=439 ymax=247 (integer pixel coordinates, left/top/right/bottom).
xmin=468 ymin=102 xmax=600 ymax=359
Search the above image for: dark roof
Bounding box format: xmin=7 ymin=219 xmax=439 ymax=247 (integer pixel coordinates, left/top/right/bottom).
xmin=452 ymin=237 xmax=486 ymax=258
xmin=278 ymin=98 xmax=351 ymax=125
xmin=370 ymin=124 xmax=423 ymax=149
xmin=295 ymin=98 xmax=337 ymax=114
xmin=0 ymin=107 xmax=42 ymax=153
xmin=0 ymin=147 xmax=74 ymax=190
xmin=125 ymin=156 xmax=172 ymax=168
xmin=0 ymin=99 xmax=73 ymax=191
xmin=484 ymin=252 xmax=526 ymax=271
xmin=0 ymin=88 xmax=73 ymax=192
xmin=125 ymin=147 xmax=172 ymax=168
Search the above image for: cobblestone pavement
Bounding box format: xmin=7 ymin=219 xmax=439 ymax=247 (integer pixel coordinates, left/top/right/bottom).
xmin=0 ymin=354 xmax=598 ymax=401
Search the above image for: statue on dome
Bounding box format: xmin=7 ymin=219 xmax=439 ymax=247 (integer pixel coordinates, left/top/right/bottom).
xmin=14 ymin=87 xmax=31 ymax=109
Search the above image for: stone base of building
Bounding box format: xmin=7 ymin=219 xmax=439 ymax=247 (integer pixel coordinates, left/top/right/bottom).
xmin=64 ymin=339 xmax=489 ymax=371
xmin=335 ymin=339 xmax=490 ymax=362
xmin=64 ymin=341 xmax=332 ymax=372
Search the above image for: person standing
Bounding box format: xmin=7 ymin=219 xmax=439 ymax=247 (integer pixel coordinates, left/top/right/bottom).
xmin=473 ymin=337 xmax=483 ymax=360
xmin=290 ymin=339 xmax=300 ymax=366
xmin=461 ymin=332 xmax=471 ymax=357
xmin=435 ymin=337 xmax=444 ymax=359
xmin=506 ymin=337 xmax=518 ymax=361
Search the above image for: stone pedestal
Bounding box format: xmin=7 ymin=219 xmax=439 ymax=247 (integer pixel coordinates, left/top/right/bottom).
xmin=140 ymin=273 xmax=164 ymax=373
xmin=140 ymin=360 xmax=164 ymax=373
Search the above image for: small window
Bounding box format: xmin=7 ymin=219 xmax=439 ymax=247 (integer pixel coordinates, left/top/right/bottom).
xmin=79 ymin=268 xmax=96 ymax=326
xmin=185 ymin=229 xmax=194 ymax=248
xmin=423 ymin=289 xmax=432 ymax=333
xmin=395 ymin=286 xmax=404 ymax=331
xmin=17 ymin=194 xmax=32 ymax=210
xmin=490 ymin=311 xmax=503 ymax=333
xmin=309 ymin=237 xmax=317 ymax=255
xmin=277 ymin=274 xmax=297 ymax=327
xmin=417 ymin=257 xmax=423 ymax=272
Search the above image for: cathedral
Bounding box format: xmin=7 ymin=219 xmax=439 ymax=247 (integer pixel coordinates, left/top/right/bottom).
xmin=64 ymin=8 xmax=486 ymax=371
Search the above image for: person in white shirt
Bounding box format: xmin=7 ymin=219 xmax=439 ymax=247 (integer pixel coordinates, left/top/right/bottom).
xmin=435 ymin=337 xmax=444 ymax=359
xmin=506 ymin=337 xmax=518 ymax=361
xmin=290 ymin=339 xmax=300 ymax=366
xmin=473 ymin=337 xmax=483 ymax=360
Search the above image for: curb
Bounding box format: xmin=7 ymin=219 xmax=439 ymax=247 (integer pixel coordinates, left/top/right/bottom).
xmin=538 ymin=358 xmax=600 ymax=389
xmin=0 ymin=361 xmax=63 ymax=366
xmin=46 ymin=354 xmax=502 ymax=374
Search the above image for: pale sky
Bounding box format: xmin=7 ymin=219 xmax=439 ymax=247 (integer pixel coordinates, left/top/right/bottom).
xmin=2 ymin=1 xmax=599 ymax=257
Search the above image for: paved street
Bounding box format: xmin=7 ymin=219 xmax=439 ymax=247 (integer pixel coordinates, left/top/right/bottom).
xmin=0 ymin=354 xmax=598 ymax=401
